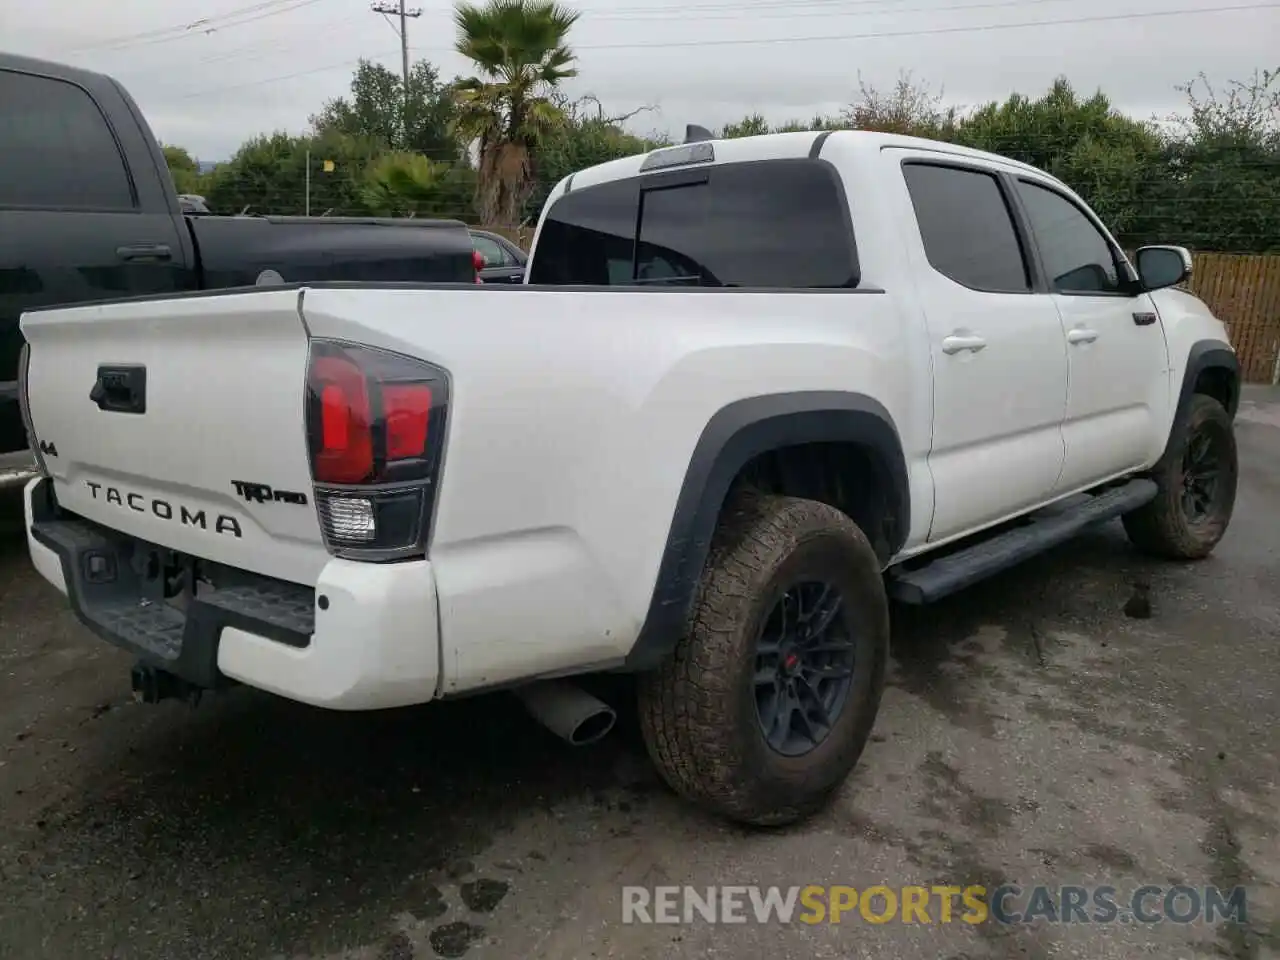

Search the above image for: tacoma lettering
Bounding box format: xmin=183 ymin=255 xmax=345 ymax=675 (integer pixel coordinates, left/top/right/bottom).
xmin=84 ymin=481 xmax=242 ymax=538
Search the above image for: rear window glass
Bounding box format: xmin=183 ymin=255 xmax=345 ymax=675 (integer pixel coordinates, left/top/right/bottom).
xmin=528 ymin=159 xmax=858 ymax=288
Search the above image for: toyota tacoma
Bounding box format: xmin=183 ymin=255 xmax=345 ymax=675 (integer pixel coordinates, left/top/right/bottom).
xmin=19 ymin=128 xmax=1240 ymax=826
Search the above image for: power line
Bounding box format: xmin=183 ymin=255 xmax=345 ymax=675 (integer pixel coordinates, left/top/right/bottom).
xmin=110 ymin=0 xmax=993 ymax=78
xmin=477 ymin=1 xmax=1280 ymax=50
xmin=170 ymin=1 xmax=1278 ymax=98
xmin=67 ymin=0 xmax=298 ymax=51
xmin=100 ymin=0 xmax=1278 ymax=84
xmin=582 ymin=0 xmax=1062 ymax=17
xmin=71 ymin=0 xmax=329 ymax=54
xmin=578 ymin=0 xmax=1115 ymax=25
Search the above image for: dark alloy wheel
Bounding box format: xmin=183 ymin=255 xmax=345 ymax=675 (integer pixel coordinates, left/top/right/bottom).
xmin=638 ymin=494 xmax=889 ymax=827
xmin=1179 ymin=427 xmax=1226 ymax=523
xmin=1123 ymin=393 xmax=1238 ymax=560
xmin=754 ymin=581 xmax=856 ymax=757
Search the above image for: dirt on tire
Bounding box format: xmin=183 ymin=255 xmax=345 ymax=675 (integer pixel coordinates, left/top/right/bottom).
xmin=637 ymin=493 xmax=889 ymax=827
xmin=1123 ymin=393 xmax=1238 ymax=560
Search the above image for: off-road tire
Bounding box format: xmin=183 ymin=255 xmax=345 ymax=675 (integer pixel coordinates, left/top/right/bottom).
xmin=637 ymin=494 xmax=889 ymax=827
xmin=1122 ymin=394 xmax=1238 ymax=560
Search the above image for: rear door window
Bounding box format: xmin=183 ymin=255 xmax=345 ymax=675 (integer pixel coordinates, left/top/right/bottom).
xmin=0 ymin=69 xmax=135 ymax=210
xmin=529 ymin=159 xmax=858 ymax=288
xmin=902 ymin=162 xmax=1030 ymax=293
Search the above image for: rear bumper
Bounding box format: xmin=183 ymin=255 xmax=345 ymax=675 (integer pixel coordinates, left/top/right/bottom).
xmin=25 ymin=477 xmax=440 ymax=710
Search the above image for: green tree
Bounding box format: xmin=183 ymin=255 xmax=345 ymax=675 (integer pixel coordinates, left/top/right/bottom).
xmin=361 ymin=151 xmax=478 ymax=219
xmin=717 ymin=74 xmax=948 ymax=139
xmin=720 ymin=114 xmax=772 ymax=139
xmin=529 ymin=94 xmax=663 ymax=217
xmin=842 ymin=73 xmax=958 ymax=139
xmin=955 ymin=77 xmax=1164 ymax=242
xmin=452 ymin=0 xmax=580 ymax=226
xmin=311 ymin=58 xmax=463 ymax=161
xmin=161 ymin=144 xmax=205 ymax=194
xmin=205 ymin=129 xmax=383 ymax=217
xmin=1141 ymin=69 xmax=1280 ymax=251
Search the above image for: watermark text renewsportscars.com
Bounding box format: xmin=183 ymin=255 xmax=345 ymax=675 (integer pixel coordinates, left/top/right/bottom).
xmin=621 ymin=884 xmax=1249 ymax=925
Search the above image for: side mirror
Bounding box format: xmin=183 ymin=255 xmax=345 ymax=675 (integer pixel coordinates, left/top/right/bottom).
xmin=1135 ymin=245 xmax=1192 ymax=292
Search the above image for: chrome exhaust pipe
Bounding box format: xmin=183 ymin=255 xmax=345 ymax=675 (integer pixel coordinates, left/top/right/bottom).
xmin=514 ymin=679 xmax=617 ymax=746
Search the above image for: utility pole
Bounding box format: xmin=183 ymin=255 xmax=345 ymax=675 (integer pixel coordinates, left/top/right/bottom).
xmin=370 ymin=0 xmax=422 ymax=143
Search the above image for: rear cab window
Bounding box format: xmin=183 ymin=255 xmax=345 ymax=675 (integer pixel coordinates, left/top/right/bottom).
xmin=528 ymin=158 xmax=859 ymax=288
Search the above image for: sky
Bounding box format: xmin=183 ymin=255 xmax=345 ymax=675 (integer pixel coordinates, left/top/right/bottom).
xmin=1 ymin=0 xmax=1275 ymax=161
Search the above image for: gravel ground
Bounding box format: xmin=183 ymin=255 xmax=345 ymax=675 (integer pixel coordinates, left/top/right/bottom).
xmin=1 ymin=389 xmax=1277 ymax=960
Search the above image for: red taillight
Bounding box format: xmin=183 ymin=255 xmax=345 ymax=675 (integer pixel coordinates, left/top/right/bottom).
xmin=311 ymin=354 xmax=373 ymax=484
xmin=306 ymin=340 xmax=450 ymax=560
xmin=320 ymin=386 xmax=349 ymax=449
xmin=383 ymin=384 xmax=432 ymax=460
xmin=306 ymin=341 xmax=447 ymax=486
xmin=473 ymin=250 xmax=485 ymax=284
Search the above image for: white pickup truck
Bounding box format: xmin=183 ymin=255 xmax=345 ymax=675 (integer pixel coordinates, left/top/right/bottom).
xmin=19 ymin=129 xmax=1240 ymax=826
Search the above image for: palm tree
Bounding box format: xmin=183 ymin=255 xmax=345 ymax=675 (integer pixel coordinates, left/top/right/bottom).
xmin=452 ymin=0 xmax=579 ymax=226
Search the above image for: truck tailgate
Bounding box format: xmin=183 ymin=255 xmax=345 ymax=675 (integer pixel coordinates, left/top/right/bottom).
xmin=21 ymin=289 xmax=327 ymax=586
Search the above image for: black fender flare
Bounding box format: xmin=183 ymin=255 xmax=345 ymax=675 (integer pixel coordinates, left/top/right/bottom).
xmin=1155 ymin=339 xmax=1240 ymax=469
xmin=623 ymin=391 xmax=909 ymax=670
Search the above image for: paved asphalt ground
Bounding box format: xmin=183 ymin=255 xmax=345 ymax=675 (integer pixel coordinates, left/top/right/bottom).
xmin=1 ymin=391 xmax=1278 ymax=960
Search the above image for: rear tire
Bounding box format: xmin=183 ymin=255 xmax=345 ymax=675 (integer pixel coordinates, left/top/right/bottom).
xmin=637 ymin=494 xmax=889 ymax=827
xmin=1122 ymin=394 xmax=1238 ymax=560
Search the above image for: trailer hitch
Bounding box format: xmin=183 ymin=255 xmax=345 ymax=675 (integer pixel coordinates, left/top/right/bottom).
xmin=130 ymin=662 xmax=203 ymax=706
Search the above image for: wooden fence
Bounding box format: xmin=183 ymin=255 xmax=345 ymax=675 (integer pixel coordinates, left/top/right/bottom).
xmin=1188 ymin=254 xmax=1280 ymax=384
xmin=479 ymin=227 xmax=1280 ymax=383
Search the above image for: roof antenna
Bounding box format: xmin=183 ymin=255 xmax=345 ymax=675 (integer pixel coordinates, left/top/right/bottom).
xmin=683 ymin=124 xmax=715 ymax=143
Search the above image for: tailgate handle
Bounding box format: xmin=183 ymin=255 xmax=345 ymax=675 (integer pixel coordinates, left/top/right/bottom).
xmin=90 ymin=365 xmax=147 ymax=415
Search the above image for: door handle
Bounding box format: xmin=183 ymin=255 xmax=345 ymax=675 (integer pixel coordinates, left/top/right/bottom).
xmin=1066 ymin=328 xmax=1099 ymax=345
xmin=941 ymin=334 xmax=987 ymax=355
xmin=116 ymin=243 xmax=172 ymax=262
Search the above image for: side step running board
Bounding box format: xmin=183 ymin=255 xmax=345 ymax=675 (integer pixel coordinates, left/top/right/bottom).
xmin=887 ymin=478 xmax=1158 ymax=605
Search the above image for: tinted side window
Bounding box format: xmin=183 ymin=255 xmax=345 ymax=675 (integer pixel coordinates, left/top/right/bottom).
xmin=529 ymin=159 xmax=857 ymax=287
xmin=0 ymin=70 xmax=134 ymax=210
xmin=527 ymin=178 xmax=636 ymax=285
xmin=1015 ymin=180 xmax=1121 ymax=294
xmin=902 ymin=163 xmax=1029 ymax=293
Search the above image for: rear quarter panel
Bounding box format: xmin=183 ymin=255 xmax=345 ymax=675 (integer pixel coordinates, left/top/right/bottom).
xmin=300 ymin=284 xmax=920 ymax=693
